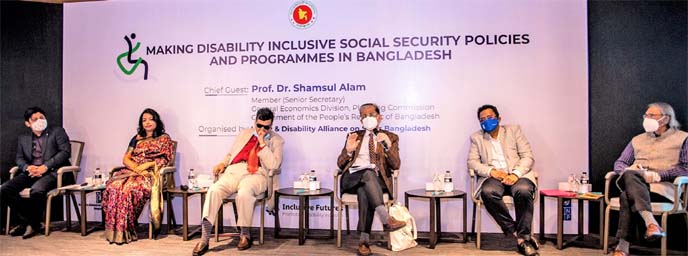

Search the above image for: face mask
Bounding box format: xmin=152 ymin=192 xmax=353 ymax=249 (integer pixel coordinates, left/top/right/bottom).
xmin=643 ymin=117 xmax=663 ymax=133
xmin=31 ymin=119 xmax=48 ymax=132
xmin=362 ymin=116 xmax=378 ymax=130
xmin=480 ymin=117 xmax=499 ymax=132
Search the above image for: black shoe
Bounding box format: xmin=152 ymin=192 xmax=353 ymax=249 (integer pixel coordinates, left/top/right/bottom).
xmin=192 ymin=241 xmax=209 ymax=256
xmin=529 ymin=238 xmax=540 ymax=250
xmin=517 ymin=240 xmax=538 ymax=256
xmin=8 ymin=224 xmax=26 ymax=236
xmin=21 ymin=225 xmax=39 ymax=239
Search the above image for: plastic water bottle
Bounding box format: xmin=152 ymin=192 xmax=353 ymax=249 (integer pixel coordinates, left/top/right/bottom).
xmin=567 ymin=173 xmax=576 ymax=192
xmin=443 ymin=170 xmax=453 ymax=192
xmin=309 ymin=169 xmax=318 ymax=191
xmin=580 ymin=171 xmax=589 ymax=185
xmin=188 ymin=168 xmax=198 ymax=190
xmin=432 ymin=173 xmax=443 ymax=191
xmin=93 ymin=168 xmax=102 ymax=186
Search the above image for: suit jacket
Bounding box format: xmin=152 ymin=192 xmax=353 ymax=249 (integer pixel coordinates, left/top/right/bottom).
xmin=222 ymin=128 xmax=284 ymax=177
xmin=467 ymin=125 xmax=535 ymax=198
xmin=337 ymin=129 xmax=401 ymax=198
xmin=16 ymin=126 xmax=71 ymax=173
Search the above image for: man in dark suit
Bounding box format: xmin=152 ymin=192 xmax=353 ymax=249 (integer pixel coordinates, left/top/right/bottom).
xmin=336 ymin=103 xmax=405 ymax=256
xmin=0 ymin=107 xmax=72 ymax=239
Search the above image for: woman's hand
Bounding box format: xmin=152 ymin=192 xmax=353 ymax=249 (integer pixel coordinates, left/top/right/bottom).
xmin=135 ymin=161 xmax=155 ymax=172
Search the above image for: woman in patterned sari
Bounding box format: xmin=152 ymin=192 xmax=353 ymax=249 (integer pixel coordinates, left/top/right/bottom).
xmin=102 ymin=108 xmax=173 ymax=244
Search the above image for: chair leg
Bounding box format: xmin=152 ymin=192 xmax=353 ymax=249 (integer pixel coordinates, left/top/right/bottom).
xmin=345 ymin=205 xmax=350 ymax=235
xmin=661 ymin=213 xmax=668 ymax=256
xmin=6 ymin=207 xmax=11 ymax=235
xmin=471 ymin=202 xmax=476 ymax=236
xmin=44 ymin=195 xmax=53 ymax=236
xmin=260 ymin=201 xmax=265 ymax=245
xmin=232 ymin=201 xmax=239 ymax=232
xmin=337 ymin=201 xmax=342 ymax=248
xmin=603 ymin=206 xmax=611 ymax=254
xmin=476 ymin=203 xmax=481 ymax=250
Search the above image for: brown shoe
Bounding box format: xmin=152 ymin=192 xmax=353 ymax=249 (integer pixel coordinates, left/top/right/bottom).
xmin=644 ymin=223 xmax=666 ymax=241
xmin=237 ymin=235 xmax=252 ymax=250
xmin=192 ymin=241 xmax=209 ymax=256
xmin=612 ymin=249 xmax=629 ymax=256
xmin=357 ymin=242 xmax=372 ymax=256
xmin=383 ymin=216 xmax=406 ymax=232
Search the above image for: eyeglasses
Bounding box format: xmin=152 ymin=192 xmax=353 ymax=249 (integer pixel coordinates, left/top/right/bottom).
xmin=256 ymin=123 xmax=271 ymax=130
xmin=479 ymin=116 xmax=497 ymax=122
xmin=643 ymin=113 xmax=665 ymax=119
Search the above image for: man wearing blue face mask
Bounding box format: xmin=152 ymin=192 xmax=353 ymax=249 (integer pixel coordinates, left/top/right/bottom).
xmin=610 ymin=102 xmax=687 ymax=256
xmin=1 ymin=107 xmax=72 ymax=239
xmin=337 ymin=103 xmax=405 ymax=256
xmin=467 ymin=104 xmax=537 ymax=256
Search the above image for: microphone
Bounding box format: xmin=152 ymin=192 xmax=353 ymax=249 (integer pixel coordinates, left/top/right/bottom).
xmin=372 ymin=129 xmax=389 ymax=152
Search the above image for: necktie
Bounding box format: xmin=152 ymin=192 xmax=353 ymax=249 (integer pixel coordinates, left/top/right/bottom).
xmin=247 ymin=142 xmax=259 ymax=174
xmin=368 ymin=133 xmax=379 ymax=172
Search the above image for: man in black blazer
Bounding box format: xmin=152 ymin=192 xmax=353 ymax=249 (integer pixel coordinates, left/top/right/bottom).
xmin=1 ymin=107 xmax=72 ymax=239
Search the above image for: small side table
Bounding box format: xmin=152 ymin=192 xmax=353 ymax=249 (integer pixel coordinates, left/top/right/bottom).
xmin=166 ymin=187 xmax=207 ymax=241
xmin=64 ymin=185 xmax=105 ymax=236
xmin=274 ymin=187 xmax=334 ymax=245
xmin=404 ymin=189 xmax=468 ymax=249
xmin=539 ymin=189 xmax=604 ymax=250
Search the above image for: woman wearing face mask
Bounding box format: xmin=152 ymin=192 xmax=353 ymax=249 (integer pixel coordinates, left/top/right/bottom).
xmin=102 ymin=108 xmax=174 ymax=244
xmin=610 ymin=102 xmax=688 ymax=256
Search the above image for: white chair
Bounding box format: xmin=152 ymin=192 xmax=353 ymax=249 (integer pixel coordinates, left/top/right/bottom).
xmin=469 ymin=169 xmax=538 ymax=249
xmin=108 ymin=140 xmax=177 ymax=239
xmin=603 ymin=171 xmax=688 ymax=256
xmin=4 ymin=140 xmax=84 ymax=236
xmin=333 ymin=169 xmax=398 ymax=248
xmin=214 ymin=168 xmax=279 ymax=245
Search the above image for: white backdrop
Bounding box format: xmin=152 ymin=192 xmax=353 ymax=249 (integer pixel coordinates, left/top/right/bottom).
xmin=64 ymin=0 xmax=589 ymax=234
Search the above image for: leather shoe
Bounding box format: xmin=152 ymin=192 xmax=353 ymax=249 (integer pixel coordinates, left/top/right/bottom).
xmin=517 ymin=240 xmax=538 ymax=256
xmin=237 ymin=235 xmax=252 ymax=250
xmin=644 ymin=224 xmax=666 ymax=241
xmin=192 ymin=241 xmax=209 ymax=256
xmin=357 ymin=242 xmax=372 ymax=256
xmin=8 ymin=224 xmax=26 ymax=236
xmin=612 ymin=249 xmax=629 ymax=256
xmin=21 ymin=225 xmax=39 ymax=239
xmin=528 ymin=238 xmax=540 ymax=250
xmin=383 ymin=216 xmax=406 ymax=232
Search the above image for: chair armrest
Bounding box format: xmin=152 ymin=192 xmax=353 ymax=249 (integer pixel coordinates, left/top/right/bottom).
xmin=468 ymin=169 xmax=480 ymax=203
xmin=266 ymin=169 xmax=276 ymax=200
xmin=9 ymin=166 xmax=20 ymax=179
xmin=56 ymin=166 xmax=80 ymax=188
xmin=109 ymin=166 xmax=126 ymax=177
xmin=671 ymin=176 xmax=688 ymax=213
xmin=334 ymin=169 xmax=343 ymax=201
xmin=160 ymin=166 xmax=176 ymax=176
xmin=604 ymin=171 xmax=619 ymax=205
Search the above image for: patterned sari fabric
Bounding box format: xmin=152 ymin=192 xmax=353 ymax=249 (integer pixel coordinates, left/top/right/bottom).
xmin=102 ymin=134 xmax=173 ymax=244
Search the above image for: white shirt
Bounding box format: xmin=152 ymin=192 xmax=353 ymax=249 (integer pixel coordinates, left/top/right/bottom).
xmin=352 ymin=130 xmax=377 ymax=168
xmin=488 ymin=133 xmax=523 ymax=177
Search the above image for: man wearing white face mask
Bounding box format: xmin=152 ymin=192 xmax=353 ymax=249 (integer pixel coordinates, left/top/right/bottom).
xmin=336 ymin=103 xmax=405 ymax=256
xmin=611 ymin=102 xmax=688 ymax=256
xmin=1 ymin=107 xmax=72 ymax=239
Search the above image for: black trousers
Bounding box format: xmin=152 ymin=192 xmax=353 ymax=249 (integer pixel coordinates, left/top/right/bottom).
xmin=480 ymin=177 xmax=536 ymax=240
xmin=342 ymin=169 xmax=386 ymax=234
xmin=615 ymin=171 xmax=671 ymax=240
xmin=0 ymin=171 xmax=73 ymax=228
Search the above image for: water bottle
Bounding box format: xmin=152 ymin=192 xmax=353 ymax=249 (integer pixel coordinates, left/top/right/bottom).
xmin=309 ymin=169 xmax=318 ymax=191
xmin=94 ymin=168 xmax=102 ymax=186
xmin=443 ymin=170 xmax=453 ymax=192
xmin=300 ymin=172 xmax=309 ymax=190
xmin=188 ymin=168 xmax=198 ymax=190
xmin=579 ymin=171 xmax=590 ymax=193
